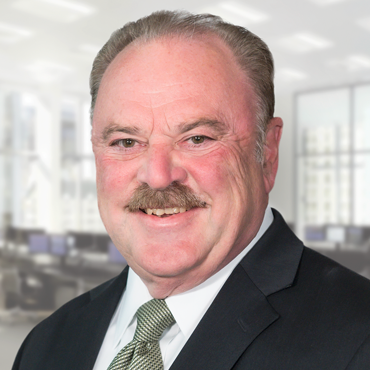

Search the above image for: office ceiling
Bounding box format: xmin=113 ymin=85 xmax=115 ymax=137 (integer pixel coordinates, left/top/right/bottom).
xmin=0 ymin=0 xmax=369 ymax=96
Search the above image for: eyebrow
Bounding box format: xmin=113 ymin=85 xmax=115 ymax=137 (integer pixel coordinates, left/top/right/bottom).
xmin=178 ymin=118 xmax=228 ymax=135
xmin=101 ymin=123 xmax=141 ymax=141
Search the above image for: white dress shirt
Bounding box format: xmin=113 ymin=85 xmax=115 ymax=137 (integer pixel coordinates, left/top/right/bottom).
xmin=93 ymin=206 xmax=273 ymax=370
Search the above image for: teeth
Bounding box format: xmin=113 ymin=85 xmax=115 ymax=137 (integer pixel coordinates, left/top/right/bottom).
xmin=144 ymin=207 xmax=188 ymax=216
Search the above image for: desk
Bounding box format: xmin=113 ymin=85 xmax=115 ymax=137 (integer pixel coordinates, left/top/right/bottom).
xmin=0 ymin=247 xmax=126 ymax=313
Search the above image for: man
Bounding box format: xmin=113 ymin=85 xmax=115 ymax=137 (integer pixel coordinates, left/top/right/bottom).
xmin=13 ymin=10 xmax=370 ymax=370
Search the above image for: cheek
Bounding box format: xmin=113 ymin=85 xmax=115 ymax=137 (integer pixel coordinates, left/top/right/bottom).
xmin=186 ymin=150 xmax=232 ymax=198
xmin=187 ymin=145 xmax=258 ymax=198
xmin=95 ymin=155 xmax=137 ymax=200
xmin=223 ymin=142 xmax=263 ymax=194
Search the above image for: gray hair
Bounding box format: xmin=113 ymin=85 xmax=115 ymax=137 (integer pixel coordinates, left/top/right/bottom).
xmin=90 ymin=10 xmax=275 ymax=162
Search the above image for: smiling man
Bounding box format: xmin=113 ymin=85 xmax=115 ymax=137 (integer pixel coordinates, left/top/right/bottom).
xmin=13 ymin=10 xmax=370 ymax=370
xmin=91 ymin=29 xmax=279 ymax=300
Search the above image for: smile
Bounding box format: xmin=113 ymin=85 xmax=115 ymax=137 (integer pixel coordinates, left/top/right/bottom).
xmin=140 ymin=207 xmax=189 ymax=217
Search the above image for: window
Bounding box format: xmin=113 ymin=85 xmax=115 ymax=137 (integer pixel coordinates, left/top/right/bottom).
xmin=0 ymin=88 xmax=104 ymax=233
xmin=296 ymin=84 xmax=370 ymax=242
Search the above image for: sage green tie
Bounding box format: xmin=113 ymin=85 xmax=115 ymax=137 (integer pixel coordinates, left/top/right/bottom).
xmin=107 ymin=299 xmax=175 ymax=370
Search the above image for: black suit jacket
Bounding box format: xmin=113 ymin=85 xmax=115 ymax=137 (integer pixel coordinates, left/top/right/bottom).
xmin=12 ymin=210 xmax=370 ymax=369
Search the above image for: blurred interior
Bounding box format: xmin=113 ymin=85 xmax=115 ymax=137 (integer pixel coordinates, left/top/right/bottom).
xmin=1 ymin=0 xmax=370 ymax=367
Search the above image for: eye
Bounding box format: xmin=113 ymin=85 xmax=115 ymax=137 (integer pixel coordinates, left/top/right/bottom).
xmin=116 ymin=139 xmax=136 ymax=148
xmin=190 ymin=136 xmax=205 ymax=144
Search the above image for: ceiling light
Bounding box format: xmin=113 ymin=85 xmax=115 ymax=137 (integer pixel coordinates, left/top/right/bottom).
xmin=201 ymin=2 xmax=269 ymax=25
xmin=328 ymin=55 xmax=370 ymax=71
xmin=357 ymin=17 xmax=370 ymax=32
xmin=307 ymin=0 xmax=350 ymax=5
xmin=279 ymin=33 xmax=333 ymax=53
xmin=218 ymin=2 xmax=269 ymax=23
xmin=0 ymin=22 xmax=32 ymax=44
xmin=12 ymin=0 xmax=96 ymax=23
xmin=276 ymin=68 xmax=308 ymax=82
xmin=348 ymin=55 xmax=370 ymax=69
xmin=24 ymin=60 xmax=73 ymax=83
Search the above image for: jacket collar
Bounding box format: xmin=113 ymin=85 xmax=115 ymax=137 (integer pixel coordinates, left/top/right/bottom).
xmin=54 ymin=267 xmax=129 ymax=370
xmin=241 ymin=208 xmax=304 ymax=296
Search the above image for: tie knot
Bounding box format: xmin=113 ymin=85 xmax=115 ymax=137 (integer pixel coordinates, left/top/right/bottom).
xmin=134 ymin=299 xmax=175 ymax=342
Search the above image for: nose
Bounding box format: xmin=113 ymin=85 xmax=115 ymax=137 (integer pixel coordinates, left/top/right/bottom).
xmin=137 ymin=144 xmax=187 ymax=189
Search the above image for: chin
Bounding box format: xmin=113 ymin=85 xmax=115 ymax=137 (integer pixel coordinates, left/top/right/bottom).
xmin=133 ymin=243 xmax=202 ymax=278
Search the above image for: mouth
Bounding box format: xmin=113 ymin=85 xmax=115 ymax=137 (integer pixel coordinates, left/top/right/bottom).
xmin=140 ymin=207 xmax=190 ymax=217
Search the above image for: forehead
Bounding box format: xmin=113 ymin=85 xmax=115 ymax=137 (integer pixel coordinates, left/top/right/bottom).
xmin=93 ymin=35 xmax=256 ymax=130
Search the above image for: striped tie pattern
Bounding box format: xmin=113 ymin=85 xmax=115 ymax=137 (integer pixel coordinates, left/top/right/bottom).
xmin=107 ymin=299 xmax=175 ymax=370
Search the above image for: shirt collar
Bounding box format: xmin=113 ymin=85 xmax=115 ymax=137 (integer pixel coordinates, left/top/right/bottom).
xmin=113 ymin=269 xmax=152 ymax=347
xmin=113 ymin=206 xmax=273 ymax=346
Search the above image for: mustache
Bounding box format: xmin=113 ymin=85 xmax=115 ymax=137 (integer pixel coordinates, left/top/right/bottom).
xmin=127 ymin=182 xmax=207 ymax=212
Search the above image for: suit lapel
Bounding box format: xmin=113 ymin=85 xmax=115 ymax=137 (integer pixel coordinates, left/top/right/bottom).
xmin=53 ymin=267 xmax=129 ymax=370
xmin=170 ymin=209 xmax=303 ymax=370
xmin=241 ymin=209 xmax=304 ymax=296
xmin=170 ymin=264 xmax=279 ymax=370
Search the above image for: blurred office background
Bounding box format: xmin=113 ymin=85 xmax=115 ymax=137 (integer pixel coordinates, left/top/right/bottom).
xmin=0 ymin=0 xmax=370 ymax=367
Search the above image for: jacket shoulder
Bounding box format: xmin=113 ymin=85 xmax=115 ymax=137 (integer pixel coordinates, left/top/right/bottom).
xmin=41 ymin=274 xmax=117 ymax=325
xmin=12 ymin=268 xmax=128 ymax=370
xmin=274 ymin=246 xmax=370 ymax=358
xmin=300 ymin=246 xmax=370 ymax=306
xmin=240 ymin=245 xmax=370 ymax=369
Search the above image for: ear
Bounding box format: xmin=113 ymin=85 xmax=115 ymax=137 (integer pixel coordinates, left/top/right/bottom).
xmin=262 ymin=117 xmax=283 ymax=194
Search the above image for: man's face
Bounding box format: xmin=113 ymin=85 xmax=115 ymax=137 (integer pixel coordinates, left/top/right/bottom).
xmin=92 ymin=36 xmax=281 ymax=296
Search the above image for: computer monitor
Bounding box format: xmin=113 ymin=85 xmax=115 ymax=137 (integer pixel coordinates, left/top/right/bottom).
xmin=108 ymin=242 xmax=126 ymax=264
xmin=68 ymin=232 xmax=94 ymax=250
xmin=28 ymin=234 xmax=49 ymax=254
xmin=346 ymin=227 xmax=364 ymax=245
xmin=16 ymin=228 xmax=45 ymax=245
xmin=50 ymin=235 xmax=67 ymax=256
xmin=5 ymin=226 xmax=17 ymax=242
xmin=305 ymin=226 xmax=325 ymax=241
xmin=326 ymin=225 xmax=346 ymax=243
xmin=94 ymin=234 xmax=111 ymax=253
xmin=362 ymin=227 xmax=370 ymax=243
